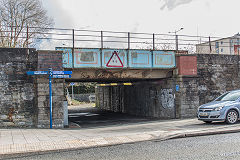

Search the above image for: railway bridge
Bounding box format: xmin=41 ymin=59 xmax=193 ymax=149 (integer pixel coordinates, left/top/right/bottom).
xmin=0 ymin=47 xmax=214 ymax=128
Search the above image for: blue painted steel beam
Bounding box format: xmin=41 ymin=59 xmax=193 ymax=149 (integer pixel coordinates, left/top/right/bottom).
xmin=58 ymin=47 xmax=176 ymax=69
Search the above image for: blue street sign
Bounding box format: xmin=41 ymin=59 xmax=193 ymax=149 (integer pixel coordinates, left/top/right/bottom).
xmin=52 ymin=75 xmax=71 ymax=78
xmin=70 ymin=82 xmax=75 ymax=86
xmin=27 ymin=71 xmax=49 ymax=75
xmin=52 ymin=71 xmax=72 ymax=75
xmin=176 ymin=85 xmax=180 ymax=92
xmin=27 ymin=71 xmax=72 ymax=75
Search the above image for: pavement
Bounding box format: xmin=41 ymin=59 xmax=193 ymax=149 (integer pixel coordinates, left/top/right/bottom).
xmin=1 ymin=118 xmax=240 ymax=159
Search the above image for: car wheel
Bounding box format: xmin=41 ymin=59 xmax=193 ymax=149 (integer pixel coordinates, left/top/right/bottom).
xmin=203 ymin=121 xmax=212 ymax=124
xmin=225 ymin=110 xmax=238 ymax=124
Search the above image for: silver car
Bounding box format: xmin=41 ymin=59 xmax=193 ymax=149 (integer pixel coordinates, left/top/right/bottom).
xmin=197 ymin=90 xmax=240 ymax=124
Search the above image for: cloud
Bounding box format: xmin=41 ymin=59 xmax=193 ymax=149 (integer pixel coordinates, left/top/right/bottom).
xmin=160 ymin=0 xmax=195 ymax=10
xmin=100 ymin=23 xmax=140 ymax=49
xmin=131 ymin=23 xmax=139 ymax=33
xmin=41 ymin=0 xmax=74 ymax=28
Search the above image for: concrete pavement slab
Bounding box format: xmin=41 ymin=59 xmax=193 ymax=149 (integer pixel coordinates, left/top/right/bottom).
xmin=1 ymin=118 xmax=240 ymax=159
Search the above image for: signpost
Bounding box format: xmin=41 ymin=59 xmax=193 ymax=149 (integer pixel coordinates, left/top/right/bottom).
xmin=70 ymin=82 xmax=75 ymax=99
xmin=27 ymin=68 xmax=72 ymax=129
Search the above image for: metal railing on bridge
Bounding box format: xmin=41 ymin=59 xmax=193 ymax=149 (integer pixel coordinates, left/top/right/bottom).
xmin=2 ymin=25 xmax=239 ymax=55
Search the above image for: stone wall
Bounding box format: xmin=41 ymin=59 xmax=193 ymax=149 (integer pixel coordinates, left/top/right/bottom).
xmin=0 ymin=48 xmax=38 ymax=127
xmin=0 ymin=49 xmax=65 ymax=128
xmin=175 ymin=54 xmax=240 ymax=118
xmin=174 ymin=77 xmax=199 ymax=118
xmin=197 ymin=54 xmax=240 ymax=104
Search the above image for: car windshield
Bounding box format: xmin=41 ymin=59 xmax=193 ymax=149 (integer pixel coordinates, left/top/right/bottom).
xmin=215 ymin=91 xmax=240 ymax=101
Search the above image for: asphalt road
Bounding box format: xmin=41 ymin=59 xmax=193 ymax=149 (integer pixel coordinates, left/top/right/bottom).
xmin=7 ymin=132 xmax=240 ymax=160
xmin=68 ymin=105 xmax=155 ymax=128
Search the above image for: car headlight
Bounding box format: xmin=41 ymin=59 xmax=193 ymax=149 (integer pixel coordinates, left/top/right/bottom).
xmin=198 ymin=106 xmax=202 ymax=111
xmin=214 ymin=106 xmax=224 ymax=111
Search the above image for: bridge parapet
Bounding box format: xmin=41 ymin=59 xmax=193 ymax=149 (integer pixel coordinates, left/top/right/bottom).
xmin=56 ymin=48 xmax=176 ymax=69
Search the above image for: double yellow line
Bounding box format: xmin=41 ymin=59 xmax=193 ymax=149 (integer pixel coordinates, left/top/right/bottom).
xmin=98 ymin=83 xmax=132 ymax=86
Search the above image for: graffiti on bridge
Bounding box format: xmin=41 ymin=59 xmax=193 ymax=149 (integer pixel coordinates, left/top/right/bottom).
xmin=160 ymin=89 xmax=174 ymax=109
xmin=150 ymin=88 xmax=174 ymax=109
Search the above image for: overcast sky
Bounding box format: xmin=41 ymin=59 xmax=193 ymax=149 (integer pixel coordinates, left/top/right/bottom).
xmin=41 ymin=0 xmax=239 ymax=38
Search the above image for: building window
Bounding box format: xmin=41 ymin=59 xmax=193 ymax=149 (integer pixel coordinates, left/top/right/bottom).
xmin=221 ymin=48 xmax=224 ymax=52
xmin=216 ymin=42 xmax=219 ymax=49
xmin=221 ymin=41 xmax=223 ymax=45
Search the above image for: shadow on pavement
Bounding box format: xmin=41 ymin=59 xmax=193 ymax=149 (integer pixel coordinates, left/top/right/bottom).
xmin=68 ymin=105 xmax=158 ymax=128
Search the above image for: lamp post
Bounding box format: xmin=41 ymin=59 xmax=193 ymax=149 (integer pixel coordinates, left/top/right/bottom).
xmin=169 ymin=28 xmax=184 ymax=52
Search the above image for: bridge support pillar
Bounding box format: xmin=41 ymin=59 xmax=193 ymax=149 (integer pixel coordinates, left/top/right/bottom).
xmin=36 ymin=77 xmax=65 ymax=128
xmin=36 ymin=50 xmax=66 ymax=128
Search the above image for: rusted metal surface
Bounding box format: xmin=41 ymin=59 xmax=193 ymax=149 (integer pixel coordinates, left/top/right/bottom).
xmin=68 ymin=69 xmax=172 ymax=81
xmin=177 ymin=56 xmax=197 ymax=76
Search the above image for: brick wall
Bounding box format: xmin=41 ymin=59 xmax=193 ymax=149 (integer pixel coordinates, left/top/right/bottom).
xmin=0 ymin=48 xmax=38 ymax=127
xmin=37 ymin=50 xmax=65 ymax=128
xmin=38 ymin=50 xmax=63 ymax=70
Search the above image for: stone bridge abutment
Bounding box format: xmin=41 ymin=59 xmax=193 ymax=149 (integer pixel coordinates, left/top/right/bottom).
xmin=0 ymin=48 xmax=65 ymax=128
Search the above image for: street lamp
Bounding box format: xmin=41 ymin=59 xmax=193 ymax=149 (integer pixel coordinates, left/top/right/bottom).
xmin=169 ymin=28 xmax=184 ymax=51
xmin=168 ymin=28 xmax=184 ymax=35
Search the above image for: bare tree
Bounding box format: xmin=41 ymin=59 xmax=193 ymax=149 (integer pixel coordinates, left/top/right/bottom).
xmin=159 ymin=43 xmax=175 ymax=50
xmin=0 ymin=0 xmax=53 ymax=48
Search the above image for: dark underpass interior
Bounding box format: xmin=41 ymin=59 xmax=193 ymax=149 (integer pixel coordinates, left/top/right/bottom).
xmin=68 ymin=106 xmax=155 ymax=128
xmin=66 ymin=81 xmax=157 ymax=128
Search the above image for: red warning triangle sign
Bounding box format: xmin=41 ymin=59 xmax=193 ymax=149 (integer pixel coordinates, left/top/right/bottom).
xmin=106 ymin=51 xmax=123 ymax=67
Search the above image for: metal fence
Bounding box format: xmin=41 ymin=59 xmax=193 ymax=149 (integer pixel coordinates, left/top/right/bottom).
xmin=1 ymin=25 xmax=239 ymax=54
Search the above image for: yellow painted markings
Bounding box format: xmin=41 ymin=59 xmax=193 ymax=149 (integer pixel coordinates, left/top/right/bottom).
xmin=97 ymin=82 xmax=133 ymax=86
xmin=123 ymin=83 xmax=132 ymax=86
